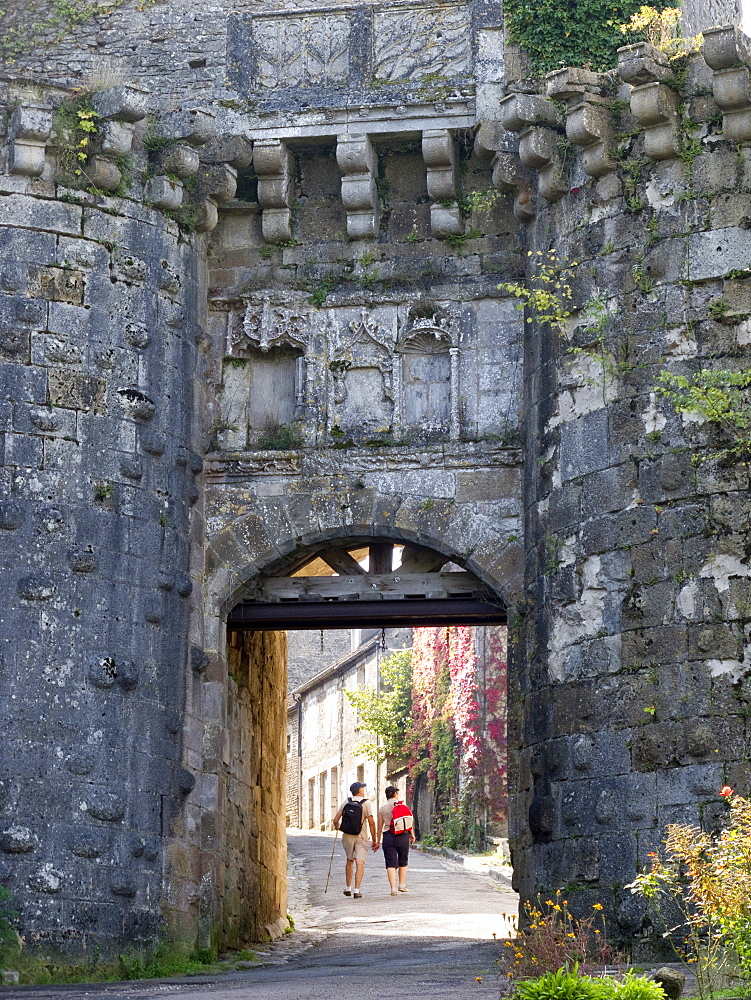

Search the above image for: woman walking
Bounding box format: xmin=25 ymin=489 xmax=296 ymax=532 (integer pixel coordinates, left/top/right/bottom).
xmin=376 ymin=785 xmax=415 ymax=896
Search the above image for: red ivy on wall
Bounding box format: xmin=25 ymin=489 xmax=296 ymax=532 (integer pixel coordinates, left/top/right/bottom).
xmin=407 ymin=625 xmax=508 ymax=834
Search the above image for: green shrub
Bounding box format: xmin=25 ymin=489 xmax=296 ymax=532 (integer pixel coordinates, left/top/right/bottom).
xmin=514 ymin=967 xmax=667 ymax=1000
xmin=256 ymin=423 xmax=304 ymax=450
xmin=514 ymin=966 xmax=611 ymax=1000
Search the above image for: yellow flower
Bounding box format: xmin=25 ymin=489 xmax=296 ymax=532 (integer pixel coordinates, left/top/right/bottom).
xmin=567 ymin=933 xmax=576 ymax=938
xmin=594 ymin=929 xmax=601 ymax=935
xmin=552 ymin=904 xmax=562 ymax=911
xmin=504 ymin=941 xmax=513 ymax=948
xmin=545 ymin=899 xmax=554 ymax=905
xmin=592 ymin=903 xmax=603 ymax=911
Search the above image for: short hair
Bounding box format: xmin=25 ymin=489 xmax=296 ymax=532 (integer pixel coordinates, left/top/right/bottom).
xmin=385 ymin=785 xmax=399 ymax=799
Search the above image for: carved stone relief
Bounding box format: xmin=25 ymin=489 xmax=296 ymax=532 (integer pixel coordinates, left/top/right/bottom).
xmin=327 ymin=310 xmax=396 ymax=439
xmin=252 ymin=14 xmax=351 ymax=90
xmin=397 ymin=310 xmax=460 ymax=439
xmin=372 ymin=5 xmax=472 ymax=82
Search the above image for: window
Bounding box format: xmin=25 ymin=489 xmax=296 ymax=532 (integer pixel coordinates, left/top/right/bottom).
xmin=286 ymin=733 xmax=291 ymax=754
xmin=357 ymin=764 xmax=365 ymax=785
xmin=330 ymin=766 xmax=339 ymax=817
xmin=307 ymin=778 xmax=315 ymax=829
xmin=319 ymin=771 xmax=327 ymax=829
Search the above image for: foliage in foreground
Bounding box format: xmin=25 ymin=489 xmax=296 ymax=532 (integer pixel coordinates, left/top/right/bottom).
xmin=501 ymin=891 xmax=623 ymax=984
xmin=627 ymin=787 xmax=751 ymax=999
xmin=513 ymin=966 xmax=667 ymax=1000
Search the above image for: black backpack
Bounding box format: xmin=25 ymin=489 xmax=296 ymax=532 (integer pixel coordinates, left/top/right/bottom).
xmin=340 ymin=797 xmax=365 ymax=835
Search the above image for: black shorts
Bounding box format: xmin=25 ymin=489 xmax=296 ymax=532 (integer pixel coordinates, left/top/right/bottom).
xmin=382 ymin=830 xmax=410 ymax=868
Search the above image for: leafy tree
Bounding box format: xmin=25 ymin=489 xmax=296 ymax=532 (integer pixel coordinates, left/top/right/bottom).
xmin=345 ymin=650 xmax=412 ymax=763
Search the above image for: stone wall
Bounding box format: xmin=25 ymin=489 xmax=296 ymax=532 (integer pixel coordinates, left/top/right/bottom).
xmin=503 ymin=38 xmax=751 ymax=944
xmin=224 ymin=630 xmax=287 ymax=945
xmin=0 ymin=91 xmax=204 ymax=957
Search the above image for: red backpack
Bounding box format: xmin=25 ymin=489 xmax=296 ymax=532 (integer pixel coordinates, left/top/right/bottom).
xmin=390 ymin=800 xmax=413 ymax=834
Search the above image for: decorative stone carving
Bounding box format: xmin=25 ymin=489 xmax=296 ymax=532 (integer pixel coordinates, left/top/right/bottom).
xmin=422 ymin=129 xmax=462 ymax=237
xmin=233 ymin=299 xmax=309 ymax=354
xmin=328 ymin=311 xmax=395 ymax=437
xmin=252 ymin=13 xmax=351 ymax=90
xmin=255 ymin=140 xmax=295 ymax=243
xmin=372 ymin=4 xmax=472 ymax=82
xmin=703 ymin=25 xmax=751 ymax=142
xmin=8 ymin=104 xmax=53 ymax=177
xmin=398 ymin=309 xmax=460 ymax=439
xmin=337 ymin=135 xmax=379 ymax=240
xmin=498 ymin=92 xmax=567 ymax=201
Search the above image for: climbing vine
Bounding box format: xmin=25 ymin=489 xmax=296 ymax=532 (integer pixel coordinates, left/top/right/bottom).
xmin=407 ymin=626 xmax=508 ymax=850
xmin=502 ymin=0 xmax=675 ymax=75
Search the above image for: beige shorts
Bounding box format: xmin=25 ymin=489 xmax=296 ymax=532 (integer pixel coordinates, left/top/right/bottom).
xmin=341 ymin=834 xmax=369 ymax=862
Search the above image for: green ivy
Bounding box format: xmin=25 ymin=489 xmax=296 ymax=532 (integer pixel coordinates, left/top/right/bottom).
xmin=503 ymin=0 xmax=674 ymax=75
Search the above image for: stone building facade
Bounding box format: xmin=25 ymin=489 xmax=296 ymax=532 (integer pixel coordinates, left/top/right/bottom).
xmin=0 ymin=0 xmax=749 ymax=968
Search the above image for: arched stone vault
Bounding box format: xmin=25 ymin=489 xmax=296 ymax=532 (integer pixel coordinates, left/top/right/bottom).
xmin=204 ymin=486 xmax=524 ymax=644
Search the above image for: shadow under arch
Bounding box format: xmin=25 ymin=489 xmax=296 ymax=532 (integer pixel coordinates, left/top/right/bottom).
xmin=205 ymin=487 xmax=524 ymax=643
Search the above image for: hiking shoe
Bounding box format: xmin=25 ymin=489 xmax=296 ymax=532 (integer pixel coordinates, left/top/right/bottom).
xmin=398 ymin=886 xmax=409 ymax=892
xmin=343 ymin=889 xmax=351 ymax=896
xmin=353 ymin=891 xmax=362 ymax=899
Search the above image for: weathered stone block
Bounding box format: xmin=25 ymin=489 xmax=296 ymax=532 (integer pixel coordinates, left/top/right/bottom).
xmin=48 ymin=370 xmax=106 ymax=412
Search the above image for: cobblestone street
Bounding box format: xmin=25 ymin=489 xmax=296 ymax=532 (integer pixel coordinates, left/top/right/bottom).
xmin=6 ymin=832 xmax=518 ymax=1000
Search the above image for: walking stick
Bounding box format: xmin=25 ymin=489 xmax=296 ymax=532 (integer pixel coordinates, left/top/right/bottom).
xmin=324 ymin=829 xmax=339 ymax=893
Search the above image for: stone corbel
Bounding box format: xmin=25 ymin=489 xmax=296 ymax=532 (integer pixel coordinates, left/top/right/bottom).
xmin=546 ymin=68 xmax=615 ymax=178
xmin=422 ymin=129 xmax=462 ymax=237
xmin=498 ymin=92 xmax=566 ymax=201
xmin=7 ymin=104 xmax=53 ymax=177
xmin=491 ymin=153 xmax=536 ymax=220
xmin=703 ymin=25 xmax=751 ymax=142
xmin=629 ymin=82 xmax=680 ymax=159
xmin=475 ymin=123 xmax=535 ymax=220
xmin=617 ymin=42 xmax=673 ymax=87
xmin=255 ymin=139 xmax=295 ymax=243
xmin=616 ymin=43 xmax=681 ymax=160
xmin=336 ymin=134 xmax=379 ymax=240
xmin=91 ymin=83 xmax=148 ymax=168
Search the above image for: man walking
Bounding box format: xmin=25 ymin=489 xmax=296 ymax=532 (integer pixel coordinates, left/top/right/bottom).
xmin=376 ymin=785 xmax=415 ymax=895
xmin=333 ymin=781 xmax=377 ymax=899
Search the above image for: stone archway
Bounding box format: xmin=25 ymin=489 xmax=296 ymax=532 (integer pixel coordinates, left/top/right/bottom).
xmin=173 ymin=487 xmax=522 ymax=950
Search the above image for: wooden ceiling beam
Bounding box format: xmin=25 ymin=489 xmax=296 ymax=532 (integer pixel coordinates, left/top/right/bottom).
xmin=319 ymin=549 xmax=367 ymax=576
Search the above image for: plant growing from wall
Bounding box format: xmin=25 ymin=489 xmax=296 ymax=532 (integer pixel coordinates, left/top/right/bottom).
xmin=256 ymin=422 xmax=304 ymax=450
xmin=499 ymin=250 xmax=576 ymax=338
xmin=656 ymin=369 xmax=751 ymax=464
xmin=502 ymin=0 xmax=675 ymax=76
xmin=344 ymin=650 xmax=412 ymax=764
xmin=1 ymin=0 xmax=160 ymax=63
xmin=0 ymin=887 xmax=18 ymax=968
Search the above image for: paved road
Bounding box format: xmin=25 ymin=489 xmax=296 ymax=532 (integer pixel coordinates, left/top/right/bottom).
xmin=7 ymin=832 xmax=518 ymax=1000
